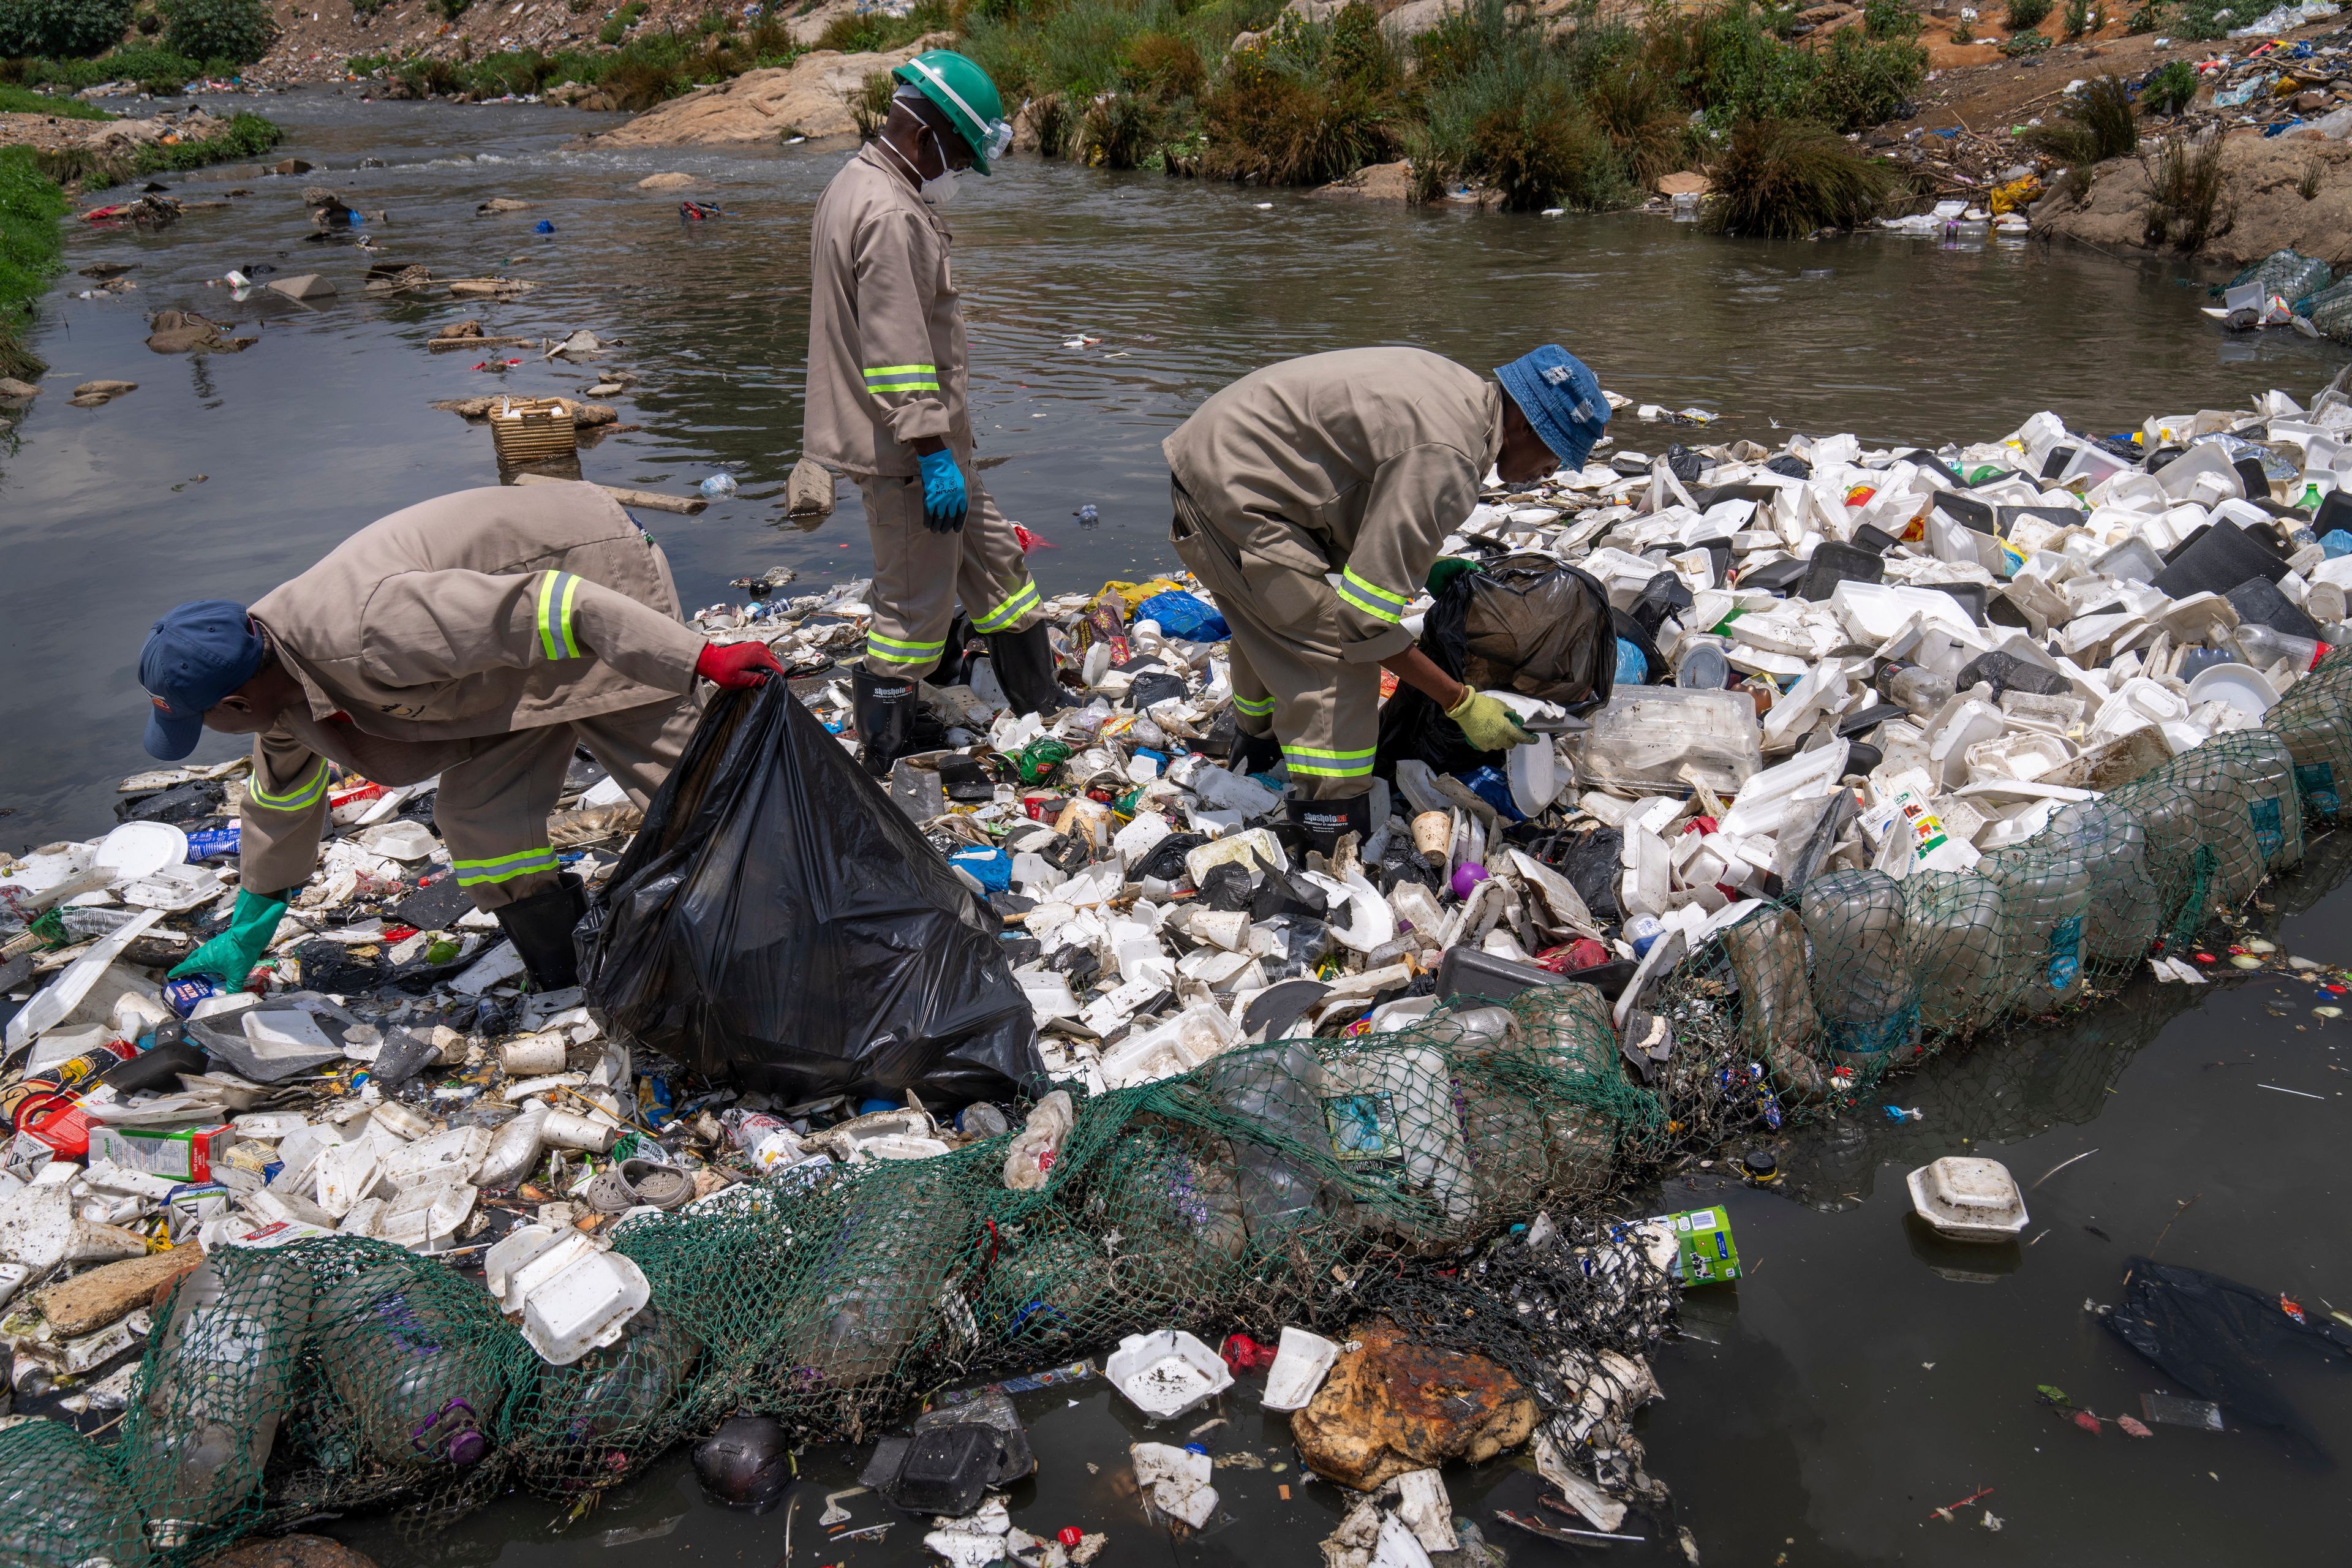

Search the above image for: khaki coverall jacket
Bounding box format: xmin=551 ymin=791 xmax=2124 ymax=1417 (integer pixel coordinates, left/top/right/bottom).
xmin=1162 ymin=347 xmax=1503 ymax=795
xmin=237 ymin=483 xmax=706 ymax=900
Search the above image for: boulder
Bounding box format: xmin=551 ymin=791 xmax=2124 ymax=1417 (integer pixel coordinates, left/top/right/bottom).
xmin=145 ymin=310 xmax=253 ymax=354
xmin=1656 ymin=170 xmax=1710 ymax=195
xmin=587 ymin=36 xmax=952 ymax=146
xmin=1378 ymin=0 xmax=1466 ymax=40
xmin=2038 ymin=132 xmax=2352 ymax=268
xmin=1313 ymin=159 xmax=1415 ymax=202
xmin=638 ymin=172 xmax=701 ymax=189
xmin=475 ymin=196 xmax=532 ymax=213
xmin=267 ymin=273 xmax=338 ymax=301
xmin=1289 ymin=1318 xmax=1538 ymax=1490
xmin=30 ymin=1248 xmax=203 ymax=1335
xmin=198 ymin=1536 xmax=381 ymax=1568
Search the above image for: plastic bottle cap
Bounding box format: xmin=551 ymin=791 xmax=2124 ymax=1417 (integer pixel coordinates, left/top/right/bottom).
xmin=448 ymin=1429 xmax=487 ymax=1465
xmin=1742 ymin=1148 xmax=1778 ymax=1178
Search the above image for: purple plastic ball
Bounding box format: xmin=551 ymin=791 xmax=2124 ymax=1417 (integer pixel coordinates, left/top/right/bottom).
xmin=1451 ymin=862 xmax=1490 ymax=900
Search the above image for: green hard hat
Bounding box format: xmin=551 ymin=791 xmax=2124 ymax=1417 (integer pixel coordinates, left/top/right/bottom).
xmin=891 ymin=48 xmax=1012 ymax=175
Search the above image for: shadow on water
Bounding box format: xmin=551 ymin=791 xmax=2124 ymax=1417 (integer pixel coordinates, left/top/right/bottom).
xmin=2 ymin=90 xmax=2350 ymax=1567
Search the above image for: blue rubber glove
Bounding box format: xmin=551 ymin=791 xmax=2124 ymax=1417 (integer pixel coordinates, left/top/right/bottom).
xmin=917 ymin=447 xmax=967 ymax=534
xmin=168 ymin=887 xmax=289 ymax=987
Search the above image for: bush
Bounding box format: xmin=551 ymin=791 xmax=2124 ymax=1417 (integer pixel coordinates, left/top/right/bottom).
xmin=2142 ymin=128 xmax=2225 ymax=249
xmin=2062 ymin=0 xmax=2097 ymax=34
xmin=1125 ymin=28 xmax=1202 ymax=99
xmin=1704 ymin=116 xmax=1892 ymax=236
xmin=2003 ymin=0 xmax=2051 ymax=26
xmin=1080 ymin=88 xmax=1168 ymax=167
xmin=814 ymin=0 xmax=944 ymax=53
xmin=1949 ymin=17 xmax=1974 ymax=38
xmin=2173 ymin=0 xmax=2231 ymax=36
xmin=2141 ymin=58 xmax=2196 ymax=113
xmin=2124 ymin=0 xmax=2160 ymax=28
xmin=597 ymin=0 xmax=644 ymax=45
xmin=1469 ymin=82 xmax=1630 ymax=209
xmin=1863 ymin=0 xmax=1921 ymax=37
xmin=1646 ymin=1 xmax=1924 ymax=134
xmin=2000 ymin=28 xmax=2048 ymax=51
xmin=159 ymin=0 xmax=269 ymax=60
xmin=1582 ymin=64 xmax=1689 ymax=184
xmin=1029 ymin=91 xmax=1077 ymax=156
xmin=849 ymin=66 xmax=891 ymax=136
xmin=1198 ymin=4 xmax=1404 ymax=184
xmin=2024 ymin=74 xmax=2135 ymax=164
xmin=0 ymin=0 xmax=136 ymax=58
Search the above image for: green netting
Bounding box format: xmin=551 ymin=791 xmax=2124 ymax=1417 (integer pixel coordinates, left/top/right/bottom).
xmin=2299 ymin=278 xmax=2352 ymax=344
xmin=2230 ymin=248 xmax=2333 ymax=304
xmin=30 ymin=693 xmax=2352 ymax=1556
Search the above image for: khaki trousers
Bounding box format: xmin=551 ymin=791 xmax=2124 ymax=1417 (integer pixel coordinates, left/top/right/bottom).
xmin=858 ymin=458 xmax=1043 ymax=680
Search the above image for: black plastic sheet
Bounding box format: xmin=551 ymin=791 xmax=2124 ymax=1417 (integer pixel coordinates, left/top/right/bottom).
xmin=580 ymin=681 xmax=1042 ymax=1104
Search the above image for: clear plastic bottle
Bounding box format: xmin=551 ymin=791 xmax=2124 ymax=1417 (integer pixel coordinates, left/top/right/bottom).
xmin=2230 ymin=622 xmax=2330 ymax=673
xmin=1983 ymin=838 xmax=2092 ymax=1013
xmin=130 ymin=1254 xmax=315 ymax=1541
xmin=1877 ymin=662 xmax=1955 ymax=718
xmin=1720 ymin=907 xmax=1825 ymax=1098
xmin=320 ymin=1266 xmax=508 ymax=1471
xmin=1192 ymin=1041 xmax=1333 ymax=1236
xmin=1 ymin=1420 xmax=154 ymax=1568
xmin=2049 ymin=800 xmax=2160 ymax=964
xmin=2220 ymin=731 xmax=2305 ymax=873
xmin=1902 ymin=870 xmax=2012 ymax=1035
xmin=1798 ymin=869 xmax=1918 ymax=1069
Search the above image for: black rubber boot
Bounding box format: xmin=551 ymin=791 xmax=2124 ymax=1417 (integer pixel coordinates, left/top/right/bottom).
xmin=853 ymin=665 xmax=922 ymax=777
xmin=1286 ymin=791 xmax=1374 ymax=858
xmin=984 ymin=622 xmax=1072 ymax=716
xmin=935 ymin=611 xmax=981 ymax=688
xmin=1236 ymin=730 xmax=1283 ymax=777
xmin=493 ymin=872 xmax=587 ymax=991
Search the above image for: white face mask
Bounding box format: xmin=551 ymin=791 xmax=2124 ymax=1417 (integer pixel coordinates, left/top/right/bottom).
xmin=884 ymin=129 xmax=960 ymax=206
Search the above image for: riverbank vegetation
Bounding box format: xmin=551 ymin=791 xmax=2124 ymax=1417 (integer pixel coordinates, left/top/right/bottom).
xmin=0 ymin=144 xmax=69 ymax=379
xmin=957 ymin=0 xmax=1922 ymax=215
xmin=0 ymin=0 xmax=275 ymax=85
xmin=352 ymin=9 xmax=806 ymax=108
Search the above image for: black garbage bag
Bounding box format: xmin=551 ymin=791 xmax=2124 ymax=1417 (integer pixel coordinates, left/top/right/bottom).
xmin=1376 ymin=554 xmax=1616 ymax=781
xmin=579 ymin=680 xmax=1042 ymax=1104
xmin=2105 ymin=1254 xmax=2352 ymax=1463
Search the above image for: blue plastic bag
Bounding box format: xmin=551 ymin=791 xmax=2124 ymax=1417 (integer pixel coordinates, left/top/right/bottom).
xmin=1134 ymin=590 xmax=1230 ymax=643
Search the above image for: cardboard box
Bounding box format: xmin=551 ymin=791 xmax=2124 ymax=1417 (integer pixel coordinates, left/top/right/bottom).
xmin=1665 ymin=1205 xmax=1741 ymax=1285
xmin=86 ymin=1123 xmax=238 ymax=1183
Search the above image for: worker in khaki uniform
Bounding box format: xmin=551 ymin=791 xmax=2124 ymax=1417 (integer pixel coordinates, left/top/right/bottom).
xmin=134 ymin=483 xmax=783 ymax=991
xmin=801 ymin=48 xmax=1063 ymax=774
xmin=1164 ymin=345 xmax=1610 ymax=853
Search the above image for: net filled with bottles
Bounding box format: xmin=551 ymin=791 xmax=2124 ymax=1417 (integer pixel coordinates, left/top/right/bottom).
xmin=34 ymin=655 xmax=2352 ymax=1560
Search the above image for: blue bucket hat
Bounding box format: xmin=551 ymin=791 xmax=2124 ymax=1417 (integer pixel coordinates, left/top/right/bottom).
xmin=139 ymin=601 xmax=265 ymax=760
xmin=1494 ymin=346 xmax=1609 ymax=472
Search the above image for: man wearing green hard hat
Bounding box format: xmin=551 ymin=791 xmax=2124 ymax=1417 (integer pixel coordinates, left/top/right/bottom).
xmin=802 ymin=48 xmax=1064 ymax=774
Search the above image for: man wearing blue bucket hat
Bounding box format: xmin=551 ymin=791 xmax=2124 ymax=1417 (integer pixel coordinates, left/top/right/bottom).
xmin=1162 ymin=345 xmax=1608 ymax=854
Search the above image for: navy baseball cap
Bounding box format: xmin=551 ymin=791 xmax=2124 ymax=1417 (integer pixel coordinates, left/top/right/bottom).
xmin=1494 ymin=346 xmax=1610 ymax=473
xmin=139 ymin=601 xmax=265 ymax=761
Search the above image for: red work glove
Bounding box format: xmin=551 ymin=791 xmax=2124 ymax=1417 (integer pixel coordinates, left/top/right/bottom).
xmin=695 ymin=641 xmax=785 ymax=689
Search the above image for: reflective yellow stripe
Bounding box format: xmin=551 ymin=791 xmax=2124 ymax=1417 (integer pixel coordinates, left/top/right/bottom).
xmin=535 ymin=571 xmax=563 ymax=660
xmin=866 ymin=632 xmax=946 ymax=655
xmin=1232 ymin=693 xmax=1276 ymax=715
xmin=1283 ymin=744 xmax=1376 ymax=778
xmin=1340 ymin=566 xmax=1410 ymax=609
xmin=453 ymin=845 xmax=560 ymax=886
xmin=247 ymin=761 xmax=330 ymax=813
xmin=1336 ymin=568 xmax=1408 ymax=625
xmin=864 ymin=364 xmax=941 ymax=393
xmin=863 ymin=364 xmax=937 ymax=377
xmin=558 ymin=573 xmax=583 ymax=659
xmin=866 ymin=380 xmax=941 ymax=393
xmin=973 ymin=580 xmax=1040 ymax=633
xmin=867 ymin=630 xmax=946 ymax=666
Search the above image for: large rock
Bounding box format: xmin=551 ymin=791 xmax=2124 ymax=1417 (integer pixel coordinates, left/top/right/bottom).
xmin=1313 ymin=159 xmax=1415 ymax=202
xmin=1289 ymin=1317 xmax=1538 ymax=1490
xmin=587 ymin=36 xmax=952 ymax=147
xmin=1379 ymin=0 xmax=1467 ymax=40
xmin=30 ymin=1249 xmax=203 ymax=1336
xmin=2037 ymin=130 xmax=2352 ymax=270
xmin=198 ymin=1536 xmax=380 ymax=1568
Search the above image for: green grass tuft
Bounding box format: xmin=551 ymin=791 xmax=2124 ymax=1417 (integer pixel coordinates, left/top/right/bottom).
xmin=1703 ymin=115 xmax=1893 ymax=236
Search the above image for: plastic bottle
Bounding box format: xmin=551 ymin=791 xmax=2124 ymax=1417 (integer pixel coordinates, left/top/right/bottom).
xmin=2221 ymin=732 xmax=2305 ymax=874
xmin=320 ymin=1266 xmax=509 ymax=1471
xmin=1719 ymin=907 xmax=1825 ymax=1098
xmin=1899 ymin=870 xmax=2010 ymax=1035
xmin=530 ymin=1306 xmax=701 ymax=1478
xmin=1983 ymin=839 xmax=2092 ymax=1013
xmin=1877 ymin=662 xmax=1954 ymax=717
xmin=1 ymin=1420 xmax=154 ymax=1568
xmin=1191 ymin=1042 xmax=1332 ymax=1236
xmin=698 ymin=473 xmax=739 ymax=498
xmin=1798 ymin=869 xmax=1918 ymax=1069
xmin=2230 ymin=622 xmax=2329 ymax=673
xmin=130 ymin=1253 xmax=316 ymax=1540
xmin=2049 ymin=800 xmax=2159 ymax=963
xmin=473 ymin=1101 xmax=549 ymax=1189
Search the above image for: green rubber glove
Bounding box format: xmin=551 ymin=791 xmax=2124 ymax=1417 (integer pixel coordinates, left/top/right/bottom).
xmin=169 ymin=887 xmax=289 ymax=986
xmin=1425 ymin=557 xmax=1477 ymax=598
xmin=1447 ymin=687 xmax=1535 ymax=752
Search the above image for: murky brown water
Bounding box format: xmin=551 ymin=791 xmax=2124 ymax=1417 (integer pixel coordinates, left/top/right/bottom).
xmin=3 ymin=87 xmax=2349 ymax=1567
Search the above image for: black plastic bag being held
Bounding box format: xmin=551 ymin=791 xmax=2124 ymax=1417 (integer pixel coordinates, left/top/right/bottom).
xmin=581 ymin=680 xmax=1042 ymax=1104
xmin=1376 ymin=553 xmax=1616 ymax=781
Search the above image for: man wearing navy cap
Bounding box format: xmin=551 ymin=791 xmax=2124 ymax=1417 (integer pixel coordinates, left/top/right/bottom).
xmin=1161 ymin=345 xmax=1610 ymax=854
xmin=138 ymin=482 xmax=783 ymax=992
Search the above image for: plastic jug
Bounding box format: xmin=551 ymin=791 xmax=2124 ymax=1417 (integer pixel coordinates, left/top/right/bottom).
xmin=320 ymin=1266 xmax=510 ymax=1471
xmin=1901 ymin=870 xmax=2013 ymax=1034
xmin=2049 ymin=800 xmax=2159 ymax=964
xmin=1798 ymin=869 xmax=1918 ymax=1068
xmin=1983 ymin=840 xmax=2092 ymax=1013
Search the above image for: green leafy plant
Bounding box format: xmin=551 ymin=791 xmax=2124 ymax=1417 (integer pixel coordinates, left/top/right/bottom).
xmin=1467 ymin=81 xmax=1631 ymax=209
xmin=2141 ymin=58 xmax=2196 ymax=113
xmin=2124 ymin=0 xmax=2161 ymax=28
xmin=814 ymin=0 xmax=946 ymax=53
xmin=1704 ymin=115 xmax=1893 ymax=236
xmin=0 ymin=144 xmax=72 ymax=379
xmin=0 ymin=0 xmax=137 ymax=59
xmin=849 ymin=66 xmax=892 ymax=137
xmin=1863 ymin=0 xmax=1922 ymax=38
xmin=2003 ymin=0 xmax=2051 ymax=26
xmin=597 ymin=0 xmax=645 ymax=45
xmin=2063 ymin=0 xmax=2094 ymax=32
xmin=159 ymin=0 xmax=273 ymax=58
xmin=2000 ymin=28 xmax=2050 ymax=52
xmin=1949 ymin=17 xmax=1975 ymax=39
xmin=2174 ymin=0 xmax=2231 ymax=36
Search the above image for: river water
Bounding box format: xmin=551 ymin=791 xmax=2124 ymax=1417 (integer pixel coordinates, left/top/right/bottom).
xmin=4 ymin=88 xmax=2351 ymax=1567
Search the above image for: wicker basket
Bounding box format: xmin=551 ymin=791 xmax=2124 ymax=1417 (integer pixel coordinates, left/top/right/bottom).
xmin=488 ymin=396 xmax=578 ymax=467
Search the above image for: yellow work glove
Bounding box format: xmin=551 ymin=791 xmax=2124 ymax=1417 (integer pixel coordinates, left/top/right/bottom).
xmin=1446 ymin=687 xmax=1534 ymax=752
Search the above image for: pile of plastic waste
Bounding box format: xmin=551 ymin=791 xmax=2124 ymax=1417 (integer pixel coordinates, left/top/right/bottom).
xmin=6 ymin=365 xmax=2352 ymax=1564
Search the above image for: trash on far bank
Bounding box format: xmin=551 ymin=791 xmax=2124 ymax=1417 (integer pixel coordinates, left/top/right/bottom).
xmin=1906 ymin=1156 xmax=2029 ymax=1242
